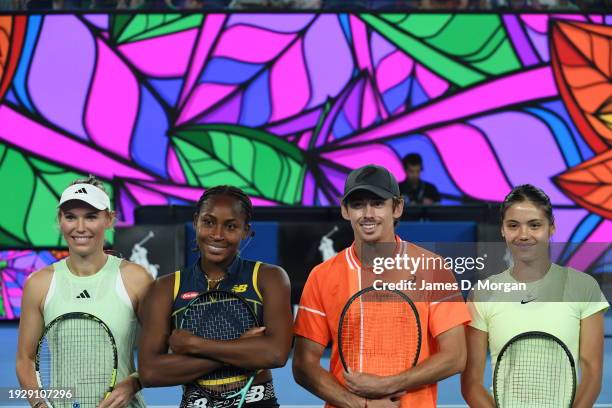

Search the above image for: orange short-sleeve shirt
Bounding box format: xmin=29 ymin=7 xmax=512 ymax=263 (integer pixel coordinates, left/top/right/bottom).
xmin=294 ymin=239 xmax=471 ymax=408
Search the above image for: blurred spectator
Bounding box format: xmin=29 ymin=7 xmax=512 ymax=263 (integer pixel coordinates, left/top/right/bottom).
xmin=229 ymin=0 xmax=320 ymax=8
xmin=6 ymin=0 xmax=603 ymax=19
xmin=323 ymin=0 xmax=367 ymax=9
xmin=492 ymin=0 xmax=580 ymax=8
xmin=556 ymin=0 xmax=594 ymax=8
xmin=61 ymin=0 xmax=93 ymax=7
xmin=228 ymin=0 xmax=266 ymax=8
xmin=134 ymin=0 xmax=174 ymax=7
xmin=288 ymin=0 xmax=322 ymax=8
xmin=203 ymin=0 xmax=229 ymax=8
xmin=420 ymin=0 xmax=468 ymax=8
xmin=25 ymin=0 xmax=53 ymax=8
xmin=89 ymin=0 xmax=119 ymax=8
xmin=576 ymin=0 xmax=608 ymax=9
xmin=1 ymin=0 xmax=20 ymax=8
xmin=399 ymin=153 xmax=441 ymax=205
xmin=369 ymin=0 xmax=417 ymax=10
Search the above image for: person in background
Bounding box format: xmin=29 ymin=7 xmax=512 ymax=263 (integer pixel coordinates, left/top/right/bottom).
xmin=420 ymin=0 xmax=468 ymax=7
xmin=0 ymin=0 xmax=19 ymax=9
xmin=398 ymin=153 xmax=441 ymax=205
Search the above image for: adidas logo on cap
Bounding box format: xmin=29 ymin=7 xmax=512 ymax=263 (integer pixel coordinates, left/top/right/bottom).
xmin=58 ymin=183 xmax=110 ymax=211
xmin=76 ymin=290 xmax=91 ymax=299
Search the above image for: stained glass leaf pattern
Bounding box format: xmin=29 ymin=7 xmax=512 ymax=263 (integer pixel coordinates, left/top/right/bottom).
xmin=0 ymin=142 xmax=114 ymax=246
xmin=0 ymin=16 xmax=26 ymax=103
xmin=359 ymin=14 xmax=521 ymax=87
xmin=176 ymin=14 xmax=355 ymax=127
xmin=554 ymin=150 xmax=612 ymax=219
xmin=0 ymin=16 xmax=13 ymax=101
xmin=550 ymin=20 xmax=612 ymax=153
xmin=0 ymin=16 xmax=8 ymax=83
xmin=171 ymin=125 xmax=306 ymax=204
xmin=111 ymin=14 xmax=204 ymax=44
xmin=0 ymin=250 xmax=67 ymax=319
xmin=0 ymin=12 xmax=610 ymax=264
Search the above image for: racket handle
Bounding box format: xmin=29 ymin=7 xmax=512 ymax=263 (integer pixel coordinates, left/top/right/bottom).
xmin=104 ymin=369 xmax=117 ymax=400
xmin=236 ymin=377 xmax=255 ymax=408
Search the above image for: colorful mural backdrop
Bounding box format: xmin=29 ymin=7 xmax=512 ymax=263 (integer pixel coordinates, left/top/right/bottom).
xmin=0 ymin=250 xmax=68 ymax=319
xmin=0 ymin=13 xmax=610 ymax=317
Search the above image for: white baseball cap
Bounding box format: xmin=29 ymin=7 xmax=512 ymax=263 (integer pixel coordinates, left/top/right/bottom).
xmin=58 ymin=183 xmax=111 ymax=211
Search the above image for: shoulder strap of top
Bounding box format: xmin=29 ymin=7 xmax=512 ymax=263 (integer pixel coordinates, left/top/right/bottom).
xmin=252 ymin=261 xmax=263 ymax=302
xmin=173 ymin=270 xmax=181 ymax=301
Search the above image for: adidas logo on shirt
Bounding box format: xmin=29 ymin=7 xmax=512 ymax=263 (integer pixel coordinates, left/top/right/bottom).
xmin=74 ymin=188 xmax=88 ymax=194
xmin=76 ymin=290 xmax=91 ymax=299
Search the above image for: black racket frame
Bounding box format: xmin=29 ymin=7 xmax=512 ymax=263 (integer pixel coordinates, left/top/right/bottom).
xmin=493 ymin=330 xmax=577 ymax=408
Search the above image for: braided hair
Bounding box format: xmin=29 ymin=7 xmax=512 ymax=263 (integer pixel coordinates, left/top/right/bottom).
xmin=195 ymin=185 xmax=253 ymax=225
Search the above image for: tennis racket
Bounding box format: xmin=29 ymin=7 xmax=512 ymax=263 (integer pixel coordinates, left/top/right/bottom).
xmin=35 ymin=312 xmax=118 ymax=408
xmin=493 ymin=331 xmax=576 ymax=408
xmin=179 ymin=290 xmax=259 ymax=408
xmin=338 ymin=286 xmax=422 ymax=377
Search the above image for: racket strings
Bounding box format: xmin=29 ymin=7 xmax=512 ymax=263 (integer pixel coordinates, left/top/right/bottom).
xmin=38 ymin=317 xmax=115 ymax=408
xmin=340 ymin=290 xmax=420 ymax=376
xmin=181 ymin=292 xmax=258 ymax=396
xmin=495 ymin=336 xmax=574 ymax=407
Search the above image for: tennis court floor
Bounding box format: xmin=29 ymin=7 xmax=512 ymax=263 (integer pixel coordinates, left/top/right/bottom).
xmin=1 ymin=319 xmax=610 ymax=406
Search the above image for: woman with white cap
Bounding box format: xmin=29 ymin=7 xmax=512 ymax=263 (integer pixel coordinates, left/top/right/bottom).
xmin=16 ymin=176 xmax=152 ymax=408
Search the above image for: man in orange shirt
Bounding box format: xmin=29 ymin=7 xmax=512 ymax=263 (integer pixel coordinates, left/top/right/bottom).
xmin=292 ymin=165 xmax=471 ymax=408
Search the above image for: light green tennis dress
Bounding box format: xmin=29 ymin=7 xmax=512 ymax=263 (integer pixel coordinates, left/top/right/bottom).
xmin=43 ymin=255 xmax=145 ymax=408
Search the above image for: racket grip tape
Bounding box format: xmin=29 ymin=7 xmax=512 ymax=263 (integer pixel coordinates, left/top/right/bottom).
xmin=103 ymin=368 xmax=118 ymax=399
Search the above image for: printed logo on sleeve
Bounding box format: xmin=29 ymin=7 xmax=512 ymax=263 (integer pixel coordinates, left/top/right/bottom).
xmin=181 ymin=291 xmax=199 ymax=300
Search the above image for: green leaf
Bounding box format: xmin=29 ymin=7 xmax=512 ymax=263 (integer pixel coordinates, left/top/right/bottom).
xmin=111 ymin=14 xmax=203 ymax=44
xmin=111 ymin=15 xmax=132 ymax=40
xmin=0 ymin=143 xmax=114 ymax=247
xmin=171 ymin=125 xmax=306 ymax=204
xmin=359 ymin=13 xmax=521 ymax=87
xmin=0 ymin=289 xmax=5 ymax=318
xmin=0 ymin=229 xmax=22 ymax=247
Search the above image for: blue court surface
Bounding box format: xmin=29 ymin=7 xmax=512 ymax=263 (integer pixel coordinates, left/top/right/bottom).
xmin=1 ymin=318 xmax=611 ymax=407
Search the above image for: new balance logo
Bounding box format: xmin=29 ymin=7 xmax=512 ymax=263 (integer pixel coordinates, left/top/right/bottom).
xmin=74 ymin=188 xmax=88 ymax=194
xmin=232 ymin=284 xmax=248 ymax=293
xmin=76 ymin=290 xmax=91 ymax=299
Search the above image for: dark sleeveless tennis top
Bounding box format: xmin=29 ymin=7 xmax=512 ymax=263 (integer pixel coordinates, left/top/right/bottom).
xmin=171 ymin=256 xmax=264 ymax=327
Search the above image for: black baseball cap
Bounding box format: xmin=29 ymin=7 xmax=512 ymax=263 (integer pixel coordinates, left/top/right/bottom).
xmin=342 ymin=165 xmax=400 ymax=202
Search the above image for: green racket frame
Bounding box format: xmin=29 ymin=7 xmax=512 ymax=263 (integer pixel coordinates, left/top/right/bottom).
xmin=35 ymin=312 xmax=118 ymax=407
